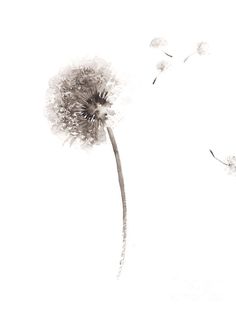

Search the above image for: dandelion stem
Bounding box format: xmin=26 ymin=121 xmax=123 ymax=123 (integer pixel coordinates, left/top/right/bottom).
xmin=152 ymin=71 xmax=161 ymax=85
xmin=184 ymin=52 xmax=196 ymax=63
xmin=209 ymin=149 xmax=228 ymax=166
xmin=107 ymin=127 xmax=127 ymax=278
xmin=162 ymin=50 xmax=173 ymax=58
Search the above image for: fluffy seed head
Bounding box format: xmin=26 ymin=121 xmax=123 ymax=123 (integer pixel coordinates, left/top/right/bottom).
xmin=156 ymin=60 xmax=170 ymax=72
xmin=46 ymin=58 xmax=119 ymax=146
xmin=196 ymin=41 xmax=208 ymax=55
xmin=226 ymin=156 xmax=236 ymax=175
xmin=150 ymin=37 xmax=168 ymax=48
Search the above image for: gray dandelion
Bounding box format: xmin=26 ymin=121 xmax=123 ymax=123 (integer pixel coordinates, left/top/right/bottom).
xmin=47 ymin=58 xmax=127 ymax=278
xmin=210 ymin=149 xmax=236 ymax=175
xmin=184 ymin=41 xmax=208 ymax=63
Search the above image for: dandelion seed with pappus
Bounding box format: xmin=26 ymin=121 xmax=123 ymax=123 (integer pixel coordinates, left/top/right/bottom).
xmin=184 ymin=41 xmax=208 ymax=63
xmin=210 ymin=149 xmax=236 ymax=175
xmin=150 ymin=37 xmax=173 ymax=58
xmin=152 ymin=60 xmax=170 ymax=85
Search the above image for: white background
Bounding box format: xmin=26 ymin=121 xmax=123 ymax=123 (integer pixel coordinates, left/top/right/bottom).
xmin=1 ymin=0 xmax=236 ymax=312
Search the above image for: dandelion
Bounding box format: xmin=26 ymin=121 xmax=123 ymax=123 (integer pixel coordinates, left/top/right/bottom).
xmin=47 ymin=58 xmax=127 ymax=278
xmin=209 ymin=149 xmax=236 ymax=174
xmin=152 ymin=60 xmax=170 ymax=85
xmin=150 ymin=37 xmax=173 ymax=58
xmin=184 ymin=41 xmax=208 ymax=63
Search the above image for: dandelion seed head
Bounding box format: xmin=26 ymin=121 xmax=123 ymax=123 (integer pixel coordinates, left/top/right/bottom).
xmin=46 ymin=58 xmax=120 ymax=146
xmin=226 ymin=156 xmax=236 ymax=175
xmin=196 ymin=41 xmax=208 ymax=55
xmin=150 ymin=37 xmax=168 ymax=48
xmin=156 ymin=60 xmax=170 ymax=72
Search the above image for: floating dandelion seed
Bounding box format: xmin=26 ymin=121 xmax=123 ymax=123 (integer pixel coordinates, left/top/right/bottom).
xmin=184 ymin=41 xmax=208 ymax=63
xmin=150 ymin=37 xmax=173 ymax=58
xmin=152 ymin=60 xmax=170 ymax=85
xmin=210 ymin=149 xmax=236 ymax=175
xmin=47 ymin=58 xmax=127 ymax=278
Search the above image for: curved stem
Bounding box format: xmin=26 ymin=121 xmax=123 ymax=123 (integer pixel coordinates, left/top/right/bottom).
xmin=209 ymin=149 xmax=228 ymax=166
xmin=162 ymin=50 xmax=173 ymax=58
xmin=184 ymin=52 xmax=196 ymax=63
xmin=107 ymin=127 xmax=127 ymax=278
